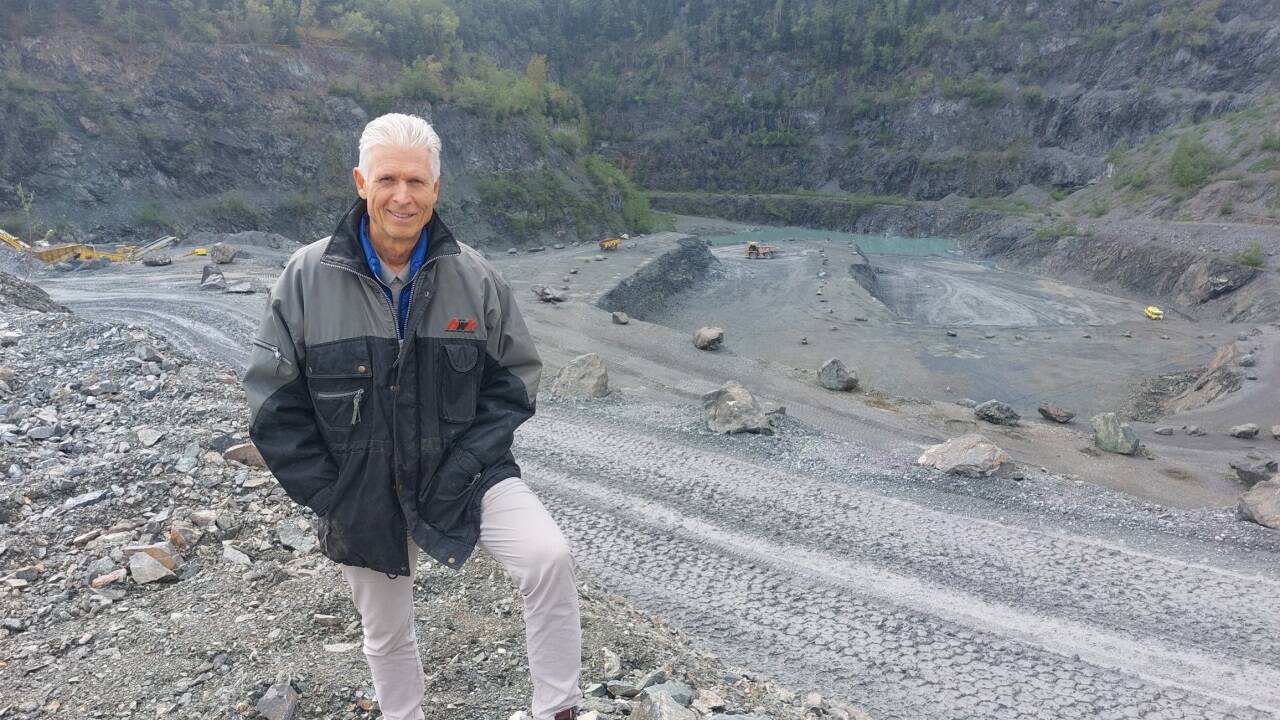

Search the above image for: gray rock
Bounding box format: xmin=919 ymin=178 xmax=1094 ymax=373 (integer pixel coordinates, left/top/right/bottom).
xmin=223 ymin=442 xmax=266 ymax=467
xmin=1092 ymin=413 xmax=1140 ymax=455
xmin=26 ymin=425 xmax=56 ymax=440
xmin=224 ymin=282 xmax=255 ymax=294
xmin=693 ymin=327 xmax=724 ymax=351
xmin=1037 ymin=403 xmax=1074 ymax=424
xmin=702 ymin=381 xmax=771 ymax=435
xmin=606 ymin=680 xmax=641 ymax=698
xmin=956 ymin=398 xmax=977 ymax=408
xmin=1239 ymin=354 xmax=1257 ymax=367
xmin=1230 ymin=423 xmax=1261 ymax=439
xmin=1186 ymin=425 xmax=1207 ymax=436
xmin=611 ymin=311 xmax=630 ymax=325
xmin=1229 ymin=458 xmax=1277 ymax=488
xmin=1239 ymin=479 xmax=1280 ymax=529
xmin=636 ymin=668 xmax=668 ymax=690
xmin=532 ymin=285 xmax=566 ymax=303
xmin=63 ymin=489 xmax=112 ymax=510
xmin=507 ymin=248 xmax=518 ymax=255
xmin=974 ymin=400 xmax=1019 ymax=426
xmin=223 ymin=543 xmax=253 ymax=566
xmin=1153 ymin=426 xmax=1175 ymax=436
xmin=642 ymin=681 xmax=695 ymax=707
xmin=137 ymin=428 xmax=164 ymax=447
xmin=817 ymin=358 xmax=858 ymax=392
xmin=277 ymin=519 xmax=317 ymax=553
xmin=255 ymin=682 xmax=299 ymax=720
xmin=210 ymin=242 xmax=238 ymax=264
xmin=548 ymin=353 xmax=610 ymax=400
xmin=129 ymin=551 xmax=177 ymax=584
xmin=199 ymin=265 xmax=227 ymax=291
xmin=917 ymin=434 xmax=1011 ymax=477
xmin=1272 ymin=425 xmax=1280 ymax=440
xmin=141 ymin=254 xmax=172 ymax=267
xmin=631 ymin=692 xmax=697 ymax=720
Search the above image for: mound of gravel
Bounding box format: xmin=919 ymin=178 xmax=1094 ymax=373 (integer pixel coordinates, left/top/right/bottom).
xmin=0 ymin=270 xmax=67 ymax=313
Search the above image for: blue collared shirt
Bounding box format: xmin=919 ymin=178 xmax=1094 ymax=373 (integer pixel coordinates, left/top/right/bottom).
xmin=359 ymin=214 xmax=429 ymax=340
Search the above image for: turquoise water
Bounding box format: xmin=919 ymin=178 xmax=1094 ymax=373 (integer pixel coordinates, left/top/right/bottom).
xmin=701 ymin=226 xmax=955 ymax=256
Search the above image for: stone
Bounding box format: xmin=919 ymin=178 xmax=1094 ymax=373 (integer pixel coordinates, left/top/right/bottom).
xmin=1037 ymin=403 xmax=1075 ymax=424
xmin=636 ymin=668 xmax=668 ymax=690
xmin=693 ymin=326 xmax=724 ymax=351
xmin=63 ymin=489 xmax=112 ymax=510
xmin=278 ymin=519 xmax=317 ymax=553
xmin=324 ymin=642 xmax=360 ymax=652
xmin=642 ymin=681 xmax=695 ymax=707
xmin=313 ymin=614 xmax=341 ymax=627
xmin=223 ymin=442 xmax=266 ymax=467
xmin=224 ymin=282 xmax=254 ymax=294
xmin=223 ymin=544 xmax=253 ymax=566
xmin=210 ymin=242 xmax=238 ymax=265
xmin=692 ymin=688 xmax=726 ymax=714
xmin=1272 ymin=425 xmax=1280 ymax=440
xmin=548 ymin=353 xmax=610 ymax=400
xmin=129 ymin=552 xmax=177 ymax=584
xmin=26 ymin=425 xmax=56 ymax=440
xmin=611 ymin=311 xmax=630 ymax=325
xmin=1091 ymin=413 xmax=1140 ymax=455
xmin=124 ymin=541 xmax=183 ymax=571
xmin=601 ymin=647 xmax=623 ymax=680
xmin=817 ymin=358 xmax=858 ymax=392
xmin=189 ymin=510 xmax=219 ymax=528
xmin=1153 ymin=426 xmax=1175 ymax=436
xmin=917 ymin=434 xmax=1011 ymax=477
xmin=531 ymin=285 xmax=566 ymax=303
xmin=507 ymin=248 xmax=518 ymax=255
xmin=1229 ymin=458 xmax=1277 ymax=488
xmin=1230 ymin=423 xmax=1261 ymax=439
xmin=199 ymin=265 xmax=227 ymax=291
xmin=974 ymin=400 xmax=1019 ymax=426
xmin=167 ymin=521 xmax=203 ymax=550
xmin=956 ymin=398 xmax=977 ymax=408
xmin=702 ymin=381 xmax=771 ymax=435
xmin=1239 ymin=479 xmax=1280 ymax=529
xmin=141 ymin=254 xmax=172 ymax=267
xmin=135 ymin=343 xmax=165 ymax=362
xmin=630 ymin=691 xmax=697 ymax=720
xmin=1239 ymin=354 xmax=1257 ymax=367
xmin=90 ymin=568 xmax=127 ymax=588
xmin=1186 ymin=425 xmax=1207 ymax=436
xmin=606 ymin=680 xmax=641 ymax=698
xmin=255 ymin=682 xmax=299 ymax=720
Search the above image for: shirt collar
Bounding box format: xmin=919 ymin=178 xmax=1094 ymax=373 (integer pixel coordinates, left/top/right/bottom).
xmin=358 ymin=214 xmax=429 ymax=285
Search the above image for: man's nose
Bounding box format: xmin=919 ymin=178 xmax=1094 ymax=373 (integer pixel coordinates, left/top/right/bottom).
xmin=392 ymin=181 xmax=413 ymax=204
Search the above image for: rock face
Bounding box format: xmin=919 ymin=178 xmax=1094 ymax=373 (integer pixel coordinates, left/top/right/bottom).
xmin=974 ymin=400 xmax=1019 ymax=426
xmin=693 ymin=327 xmax=725 ymax=351
xmin=917 ymin=434 xmax=1011 ymax=477
xmin=1230 ymin=423 xmax=1261 ymax=439
xmin=199 ymin=265 xmax=227 ymax=291
xmin=1230 ymin=459 xmax=1277 ymax=488
xmin=1238 ymin=479 xmax=1280 ymax=530
xmin=701 ymin=381 xmax=771 ymax=435
xmin=210 ymin=242 xmax=237 ymax=264
xmin=1091 ymin=413 xmax=1140 ymax=455
xmin=817 ymin=358 xmax=858 ymax=391
xmin=548 ymin=353 xmax=610 ymax=400
xmin=1167 ymin=343 xmax=1245 ymax=413
xmin=1037 ymin=403 xmax=1075 ymax=424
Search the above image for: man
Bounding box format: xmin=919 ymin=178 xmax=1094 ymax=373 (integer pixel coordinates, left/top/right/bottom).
xmin=244 ymin=113 xmax=582 ymax=720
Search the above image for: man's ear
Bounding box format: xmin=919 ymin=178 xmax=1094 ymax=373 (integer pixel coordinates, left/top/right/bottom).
xmin=352 ymin=167 xmax=367 ymax=199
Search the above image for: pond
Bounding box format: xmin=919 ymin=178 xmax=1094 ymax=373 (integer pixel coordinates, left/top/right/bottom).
xmin=700 ymin=225 xmax=956 ymax=256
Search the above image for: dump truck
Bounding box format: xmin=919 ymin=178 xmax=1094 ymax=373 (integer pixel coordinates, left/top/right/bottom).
xmin=598 ymin=237 xmax=622 ymax=251
xmin=745 ymin=240 xmax=778 ymax=259
xmin=1144 ymin=306 xmax=1164 ymax=320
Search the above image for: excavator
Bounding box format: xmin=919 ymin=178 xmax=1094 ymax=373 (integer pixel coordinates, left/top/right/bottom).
xmin=1 ymin=228 xmax=176 ymax=265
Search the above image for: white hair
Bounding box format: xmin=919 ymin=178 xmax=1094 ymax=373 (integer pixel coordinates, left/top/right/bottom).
xmin=357 ymin=113 xmax=442 ymax=181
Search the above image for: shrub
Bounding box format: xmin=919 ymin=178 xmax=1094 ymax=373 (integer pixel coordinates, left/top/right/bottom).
xmin=1034 ymin=220 xmax=1081 ymax=240
xmin=1220 ymin=197 xmax=1234 ymax=216
xmin=1235 ymin=243 xmax=1265 ymax=268
xmin=134 ymin=203 xmax=169 ymax=229
xmin=1020 ymin=85 xmax=1044 ymax=107
xmin=1169 ymin=135 xmax=1226 ymax=189
xmin=1261 ymin=132 xmax=1280 ymax=152
xmin=942 ymin=74 xmax=1006 ymax=108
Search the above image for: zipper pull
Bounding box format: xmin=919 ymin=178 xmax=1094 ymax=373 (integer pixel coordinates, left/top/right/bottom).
xmin=351 ymin=389 xmax=364 ymax=425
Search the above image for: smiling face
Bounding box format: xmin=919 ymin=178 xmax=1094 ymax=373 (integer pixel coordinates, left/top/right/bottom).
xmin=352 ymin=144 xmax=440 ymax=255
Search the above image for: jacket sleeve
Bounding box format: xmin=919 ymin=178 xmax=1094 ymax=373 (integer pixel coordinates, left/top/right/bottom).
xmin=244 ymin=269 xmax=340 ymax=515
xmin=447 ymin=270 xmax=542 ymax=474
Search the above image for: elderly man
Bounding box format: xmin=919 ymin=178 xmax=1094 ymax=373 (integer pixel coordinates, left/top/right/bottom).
xmin=244 ymin=113 xmax=582 ymax=720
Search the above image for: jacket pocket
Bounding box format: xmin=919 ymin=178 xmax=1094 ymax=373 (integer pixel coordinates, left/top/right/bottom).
xmin=419 ymin=447 xmax=484 ymax=529
xmin=313 ymin=388 xmax=365 ymax=432
xmin=439 ymin=342 xmax=481 ymax=424
xmin=307 ymin=339 xmax=375 ymax=442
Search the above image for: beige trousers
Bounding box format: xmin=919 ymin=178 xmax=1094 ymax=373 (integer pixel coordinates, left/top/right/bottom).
xmin=339 ymin=477 xmax=582 ymax=720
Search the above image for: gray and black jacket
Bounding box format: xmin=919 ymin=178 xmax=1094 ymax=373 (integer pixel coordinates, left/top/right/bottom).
xmin=244 ymin=199 xmax=541 ymax=574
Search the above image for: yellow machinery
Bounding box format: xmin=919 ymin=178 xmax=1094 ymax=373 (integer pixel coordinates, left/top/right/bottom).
xmin=190 ymin=248 xmax=208 ymax=256
xmin=745 ymin=240 xmax=778 ymax=259
xmin=1145 ymin=306 xmax=1164 ymax=320
xmin=1 ymin=228 xmax=173 ymax=265
xmin=598 ymin=237 xmax=622 ymax=251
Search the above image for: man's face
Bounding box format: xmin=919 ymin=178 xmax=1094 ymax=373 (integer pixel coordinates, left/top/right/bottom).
xmin=352 ymin=144 xmax=440 ymax=247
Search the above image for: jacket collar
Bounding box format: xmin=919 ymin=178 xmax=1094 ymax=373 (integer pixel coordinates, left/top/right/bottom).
xmin=322 ymin=198 xmax=460 ymax=276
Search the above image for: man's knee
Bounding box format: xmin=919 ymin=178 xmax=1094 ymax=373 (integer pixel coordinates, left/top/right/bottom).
xmin=361 ymin=613 xmax=418 ymax=657
xmin=519 ymin=535 xmax=574 ymax=590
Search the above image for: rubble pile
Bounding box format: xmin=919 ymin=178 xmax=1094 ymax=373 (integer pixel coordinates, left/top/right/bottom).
xmin=0 ymin=302 xmax=840 ymax=719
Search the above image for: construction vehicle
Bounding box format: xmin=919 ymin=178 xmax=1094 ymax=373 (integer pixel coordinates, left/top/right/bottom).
xmin=745 ymin=240 xmax=779 ymax=259
xmin=1 ymin=228 xmax=176 ymax=265
xmin=1144 ymin=306 xmax=1164 ymax=320
xmin=190 ymin=248 xmax=208 ymax=257
xmin=598 ymin=237 xmax=622 ymax=251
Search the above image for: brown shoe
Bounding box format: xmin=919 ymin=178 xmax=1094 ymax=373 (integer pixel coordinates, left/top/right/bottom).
xmin=552 ymin=709 xmax=577 ymax=720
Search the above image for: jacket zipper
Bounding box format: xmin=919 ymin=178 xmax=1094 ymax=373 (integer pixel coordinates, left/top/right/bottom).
xmin=315 ymin=388 xmax=364 ymax=426
xmin=251 ymin=338 xmax=293 ymax=373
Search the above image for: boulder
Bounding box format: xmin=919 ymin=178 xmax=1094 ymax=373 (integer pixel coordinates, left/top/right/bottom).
xmin=1230 ymin=423 xmax=1261 ymax=439
xmin=611 ymin=311 xmax=630 ymax=325
xmin=277 ymin=519 xmax=317 ymax=554
xmin=630 ymin=692 xmax=697 ymax=720
xmin=1238 ymin=479 xmax=1280 ymax=529
xmin=817 ymin=358 xmax=858 ymax=392
xmin=531 ymin=285 xmax=566 ymax=303
xmin=1272 ymin=425 xmax=1280 ymax=440
xmin=199 ymin=265 xmax=227 ymax=291
xmin=1037 ymin=403 xmax=1075 ymax=424
xmin=1153 ymin=426 xmax=1175 ymax=436
xmin=974 ymin=400 xmax=1020 ymax=426
xmin=1239 ymin=354 xmax=1257 ymax=367
xmin=701 ymin=381 xmax=771 ymax=435
xmin=255 ymin=682 xmax=299 ymax=720
xmin=917 ymin=434 xmax=1011 ymax=477
xmin=141 ymin=254 xmax=172 ymax=267
xmin=1186 ymin=425 xmax=1207 ymax=436
xmin=210 ymin=242 xmax=237 ymax=264
xmin=548 ymin=353 xmax=610 ymax=400
xmin=128 ymin=551 xmax=177 ymax=584
xmin=223 ymin=442 xmax=266 ymax=467
xmin=1229 ymin=458 xmax=1277 ymax=488
xmin=641 ymin=681 xmax=696 ymax=707
xmin=1091 ymin=413 xmax=1140 ymax=455
xmin=224 ymin=282 xmax=255 ymax=294
xmin=693 ymin=327 xmax=724 ymax=351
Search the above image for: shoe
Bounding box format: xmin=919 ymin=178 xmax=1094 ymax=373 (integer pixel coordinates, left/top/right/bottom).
xmin=552 ymin=709 xmax=578 ymax=720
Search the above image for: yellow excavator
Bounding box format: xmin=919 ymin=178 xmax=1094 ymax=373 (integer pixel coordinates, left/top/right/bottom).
xmin=1 ymin=228 xmax=175 ymax=265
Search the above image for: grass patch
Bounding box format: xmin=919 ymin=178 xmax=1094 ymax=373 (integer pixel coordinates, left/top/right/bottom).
xmin=1169 ymin=135 xmax=1227 ymax=189
xmin=1235 ymin=243 xmax=1265 ymax=268
xmin=1034 ymin=220 xmax=1084 ymax=240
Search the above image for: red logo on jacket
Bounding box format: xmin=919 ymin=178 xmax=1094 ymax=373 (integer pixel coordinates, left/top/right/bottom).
xmin=445 ymin=317 xmax=477 ymax=333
